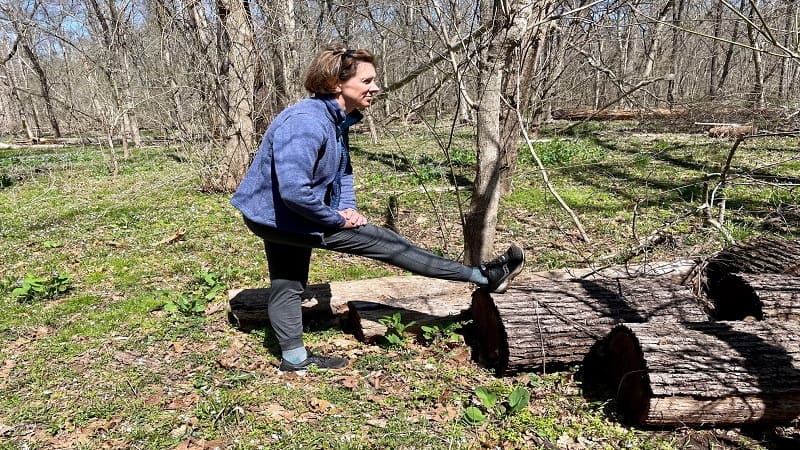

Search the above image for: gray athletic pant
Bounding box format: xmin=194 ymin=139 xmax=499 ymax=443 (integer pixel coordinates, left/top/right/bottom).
xmin=243 ymin=218 xmax=475 ymax=351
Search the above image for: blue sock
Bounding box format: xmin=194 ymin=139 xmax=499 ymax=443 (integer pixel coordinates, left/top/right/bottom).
xmin=282 ymin=346 xmax=308 ymax=364
xmin=470 ymin=267 xmax=488 ymax=286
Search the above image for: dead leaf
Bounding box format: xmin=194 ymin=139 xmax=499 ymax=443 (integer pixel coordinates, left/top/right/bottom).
xmin=157 ymin=227 xmax=186 ymax=246
xmin=170 ymin=424 xmax=190 ymax=439
xmin=203 ymin=440 xmax=226 ymax=450
xmin=429 ymin=405 xmax=458 ymax=422
xmin=173 ymin=438 xmax=205 ymax=450
xmin=0 ymin=423 xmax=12 ymax=436
xmin=309 ymin=398 xmax=333 ymax=413
xmin=366 ymin=418 xmax=387 ymax=428
xmin=258 ymin=403 xmax=295 ymax=420
xmin=166 ymin=392 xmax=200 ymax=410
xmin=171 ymin=342 xmax=185 ymax=353
xmin=366 ymin=394 xmax=385 ymax=403
xmin=0 ymin=359 xmax=16 ymax=379
xmin=204 ymin=301 xmax=226 ymax=316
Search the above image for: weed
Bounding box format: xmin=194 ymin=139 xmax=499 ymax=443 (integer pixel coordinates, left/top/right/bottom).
xmin=10 ymin=271 xmax=73 ymax=303
xmin=461 ymin=384 xmax=531 ymax=426
xmin=420 ymin=320 xmax=464 ymax=346
xmin=378 ymin=312 xmax=416 ymax=348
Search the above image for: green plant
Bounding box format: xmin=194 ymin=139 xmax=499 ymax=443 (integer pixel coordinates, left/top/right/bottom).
xmin=420 ymin=320 xmax=464 ymax=345
xmin=164 ymin=294 xmax=206 ymax=316
xmin=193 ymin=270 xmax=226 ymax=301
xmin=378 ymin=312 xmax=416 ymax=348
xmin=462 ymin=385 xmax=531 ymax=425
xmin=11 ymin=272 xmax=73 ymax=303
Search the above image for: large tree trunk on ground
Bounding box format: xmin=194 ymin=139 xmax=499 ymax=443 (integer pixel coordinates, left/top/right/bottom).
xmin=227 ymin=276 xmax=470 ymax=330
xmin=713 ymin=273 xmax=800 ymax=320
xmin=606 ymin=321 xmax=800 ymax=426
xmin=704 ymin=236 xmax=800 ymax=300
xmin=471 ymin=278 xmax=707 ymax=375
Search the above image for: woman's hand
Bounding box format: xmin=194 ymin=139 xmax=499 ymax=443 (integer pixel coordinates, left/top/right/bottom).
xmin=338 ymin=208 xmax=367 ymax=228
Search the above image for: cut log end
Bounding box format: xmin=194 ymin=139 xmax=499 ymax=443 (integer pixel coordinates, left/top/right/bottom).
xmin=607 ymin=325 xmax=650 ymax=424
xmin=471 ymin=290 xmax=509 ymax=373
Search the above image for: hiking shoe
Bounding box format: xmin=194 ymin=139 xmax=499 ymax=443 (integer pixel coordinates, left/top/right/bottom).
xmin=479 ymin=244 xmax=525 ymax=293
xmin=279 ymin=352 xmax=349 ymax=372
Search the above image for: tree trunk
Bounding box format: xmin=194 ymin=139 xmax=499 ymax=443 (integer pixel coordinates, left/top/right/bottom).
xmin=713 ymin=273 xmax=800 ymax=321
xmin=607 ymin=321 xmax=800 ymax=426
xmin=20 ymin=42 xmax=61 ymax=137
xmin=215 ymin=0 xmax=256 ymax=192
xmin=465 ymin=0 xmax=548 ymax=264
xmin=471 ymin=278 xmax=707 ymax=375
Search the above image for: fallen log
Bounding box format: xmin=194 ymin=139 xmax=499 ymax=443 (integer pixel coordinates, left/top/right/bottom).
xmin=551 ymin=108 xmax=686 ymax=121
xmin=713 ymin=273 xmax=800 ymax=320
xmin=607 ymin=321 xmax=800 ymax=426
xmin=471 ymin=278 xmax=707 ymax=375
xmin=707 ymin=125 xmax=756 ymax=138
xmin=704 ymin=236 xmax=800 ymax=314
xmin=347 ymin=291 xmax=471 ymax=343
xmin=227 ymin=276 xmax=470 ymax=330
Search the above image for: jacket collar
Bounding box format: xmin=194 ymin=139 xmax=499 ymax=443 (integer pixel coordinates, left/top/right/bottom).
xmin=318 ymin=95 xmax=363 ymax=128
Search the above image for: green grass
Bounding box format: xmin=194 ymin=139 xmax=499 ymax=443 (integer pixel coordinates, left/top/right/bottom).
xmin=1 ymin=127 xmax=797 ymax=448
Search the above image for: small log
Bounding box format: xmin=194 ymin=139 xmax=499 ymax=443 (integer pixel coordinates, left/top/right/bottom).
xmin=707 ymin=125 xmax=756 ymax=138
xmin=471 ymin=278 xmax=707 ymax=375
xmin=347 ymin=291 xmax=471 ymax=342
xmin=607 ymin=321 xmax=800 ymax=426
xmin=227 ymin=276 xmax=470 ymax=330
xmin=551 ymin=108 xmax=686 ymax=121
xmin=714 ymin=273 xmax=800 ymax=320
xmin=704 ymin=236 xmax=800 ymax=312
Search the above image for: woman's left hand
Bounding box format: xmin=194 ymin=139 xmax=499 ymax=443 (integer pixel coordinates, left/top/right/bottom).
xmin=339 ymin=208 xmax=368 ymax=228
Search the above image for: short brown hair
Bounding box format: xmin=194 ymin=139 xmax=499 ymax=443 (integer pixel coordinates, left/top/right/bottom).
xmin=304 ymin=44 xmax=375 ymax=95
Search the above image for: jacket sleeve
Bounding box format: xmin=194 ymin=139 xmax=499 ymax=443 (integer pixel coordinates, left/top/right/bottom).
xmin=272 ymin=114 xmax=346 ymax=228
xmin=337 ymin=162 xmax=357 ymax=211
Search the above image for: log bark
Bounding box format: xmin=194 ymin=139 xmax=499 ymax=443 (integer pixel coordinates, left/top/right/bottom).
xmin=707 ymin=125 xmax=756 ymax=138
xmin=227 ymin=276 xmax=470 ymax=330
xmin=713 ymin=273 xmax=800 ymax=320
xmin=704 ymin=236 xmax=800 ymax=312
xmin=347 ymin=292 xmax=471 ymax=343
xmin=551 ymin=108 xmax=687 ymax=121
xmin=607 ymin=321 xmax=800 ymax=426
xmin=471 ymin=278 xmax=707 ymax=375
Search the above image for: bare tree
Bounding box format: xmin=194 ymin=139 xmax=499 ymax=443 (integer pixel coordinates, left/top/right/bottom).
xmin=214 ymin=0 xmax=257 ymax=192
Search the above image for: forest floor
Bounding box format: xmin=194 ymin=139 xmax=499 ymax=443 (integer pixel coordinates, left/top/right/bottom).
xmin=1 ymin=121 xmax=799 ymax=449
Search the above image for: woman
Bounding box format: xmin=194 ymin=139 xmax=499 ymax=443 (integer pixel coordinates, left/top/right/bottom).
xmin=231 ymin=44 xmax=524 ymax=372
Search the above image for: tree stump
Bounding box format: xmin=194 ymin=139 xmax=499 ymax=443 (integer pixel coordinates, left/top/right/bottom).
xmin=607 ymin=321 xmax=800 ymax=426
xmin=347 ymin=291 xmax=471 ymax=343
xmin=471 ymin=278 xmax=707 ymax=375
xmin=227 ymin=276 xmax=470 ymax=330
xmin=713 ymin=273 xmax=800 ymax=320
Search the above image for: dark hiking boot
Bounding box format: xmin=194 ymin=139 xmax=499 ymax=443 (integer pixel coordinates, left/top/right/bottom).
xmin=279 ymin=352 xmax=349 ymax=372
xmin=479 ymin=244 xmax=525 ymax=293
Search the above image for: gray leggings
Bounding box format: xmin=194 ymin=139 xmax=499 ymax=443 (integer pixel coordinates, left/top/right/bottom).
xmin=244 ymin=218 xmax=475 ymax=351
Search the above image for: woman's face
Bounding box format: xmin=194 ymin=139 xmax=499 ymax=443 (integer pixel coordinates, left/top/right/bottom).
xmin=337 ymin=62 xmax=380 ymax=113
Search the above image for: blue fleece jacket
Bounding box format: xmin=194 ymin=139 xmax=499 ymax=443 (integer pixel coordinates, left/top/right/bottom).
xmin=231 ymin=96 xmax=362 ymax=234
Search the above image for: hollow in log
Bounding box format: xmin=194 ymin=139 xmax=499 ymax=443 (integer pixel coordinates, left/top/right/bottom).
xmin=471 ymin=278 xmax=707 ymax=375
xmin=713 ymin=273 xmax=800 ymax=320
xmin=704 ymin=236 xmax=800 ymax=307
xmin=607 ymin=321 xmax=800 ymax=426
